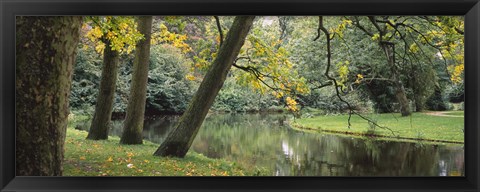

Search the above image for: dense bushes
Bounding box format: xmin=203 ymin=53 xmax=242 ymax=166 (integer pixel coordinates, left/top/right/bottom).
xmin=70 ymin=44 xmax=196 ymax=115
xmin=145 ymin=44 xmax=195 ymax=114
xmin=70 ymin=45 xmax=102 ymax=114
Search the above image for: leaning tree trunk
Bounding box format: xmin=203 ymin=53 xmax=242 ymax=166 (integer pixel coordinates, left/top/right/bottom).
xmin=120 ymin=16 xmax=153 ymax=145
xmin=16 ymin=16 xmax=82 ymax=176
xmin=86 ymin=40 xmax=120 ymax=140
xmin=380 ymin=42 xmax=411 ymax=116
xmin=154 ymin=16 xmax=255 ymax=157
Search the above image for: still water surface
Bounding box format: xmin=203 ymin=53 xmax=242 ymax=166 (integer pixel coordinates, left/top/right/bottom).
xmin=97 ymin=113 xmax=464 ymax=176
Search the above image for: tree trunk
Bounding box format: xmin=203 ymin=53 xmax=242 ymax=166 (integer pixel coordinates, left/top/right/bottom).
xmin=16 ymin=16 xmax=82 ymax=176
xmin=154 ymin=16 xmax=255 ymax=157
xmin=414 ymin=96 xmax=424 ymax=112
xmin=120 ymin=16 xmax=153 ymax=145
xmin=380 ymin=42 xmax=411 ymax=116
xmin=86 ymin=40 xmax=120 ymax=140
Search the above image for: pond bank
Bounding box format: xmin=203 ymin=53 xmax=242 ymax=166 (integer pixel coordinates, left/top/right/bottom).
xmin=63 ymin=126 xmax=268 ymax=176
xmin=66 ymin=112 xmax=464 ymax=176
xmin=290 ymin=112 xmax=464 ymax=144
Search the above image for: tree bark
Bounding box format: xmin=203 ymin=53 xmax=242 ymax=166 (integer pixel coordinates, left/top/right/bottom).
xmin=16 ymin=16 xmax=82 ymax=175
xmin=154 ymin=16 xmax=255 ymax=157
xmin=120 ymin=16 xmax=153 ymax=145
xmin=380 ymin=42 xmax=411 ymax=116
xmin=86 ymin=40 xmax=120 ymax=140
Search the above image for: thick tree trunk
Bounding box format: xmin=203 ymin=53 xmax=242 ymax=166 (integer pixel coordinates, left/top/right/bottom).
xmin=120 ymin=16 xmax=153 ymax=145
xmin=154 ymin=16 xmax=255 ymax=157
xmin=86 ymin=40 xmax=120 ymax=140
xmin=16 ymin=16 xmax=82 ymax=176
xmin=380 ymin=43 xmax=411 ymax=116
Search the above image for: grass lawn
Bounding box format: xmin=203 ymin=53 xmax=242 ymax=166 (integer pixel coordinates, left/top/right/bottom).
xmin=292 ymin=112 xmax=464 ymax=144
xmin=64 ymin=117 xmax=268 ymax=176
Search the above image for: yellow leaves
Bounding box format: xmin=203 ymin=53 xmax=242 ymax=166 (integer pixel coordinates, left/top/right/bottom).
xmin=450 ymin=64 xmax=464 ymax=84
xmin=89 ymin=26 xmax=103 ymax=39
xmin=85 ymin=16 xmax=143 ymax=55
xmin=272 ymin=91 xmax=284 ymax=99
xmin=330 ymin=19 xmax=352 ymax=38
xmin=151 ymin=23 xmax=191 ymax=53
xmin=337 ymin=63 xmax=349 ymax=83
xmin=79 ymin=156 xmax=86 ymax=160
xmin=343 ymin=19 xmax=353 ymax=26
xmin=185 ymin=74 xmax=196 ymax=81
xmin=409 ymin=44 xmax=419 ymax=53
xmin=372 ymin=33 xmax=380 ymax=41
xmin=251 ymin=80 xmax=263 ymax=90
xmin=286 ymin=96 xmax=299 ymax=112
xmin=106 ymin=156 xmax=113 ymax=162
xmin=120 ymin=22 xmax=129 ymax=30
xmin=335 ymin=60 xmax=350 ymax=89
xmin=385 ymin=19 xmax=396 ymax=31
xmin=94 ymin=42 xmax=106 ymax=54
xmin=355 ymin=74 xmax=364 ymax=84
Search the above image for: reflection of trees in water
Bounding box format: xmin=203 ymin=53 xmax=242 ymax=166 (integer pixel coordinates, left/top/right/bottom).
xmin=437 ymin=146 xmax=464 ymax=176
xmin=108 ymin=115 xmax=180 ymax=143
xmin=104 ymin=114 xmax=463 ymax=176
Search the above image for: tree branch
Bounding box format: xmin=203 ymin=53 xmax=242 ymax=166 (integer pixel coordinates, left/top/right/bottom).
xmin=214 ymin=16 xmax=224 ymax=46
xmin=317 ymin=16 xmax=397 ymax=136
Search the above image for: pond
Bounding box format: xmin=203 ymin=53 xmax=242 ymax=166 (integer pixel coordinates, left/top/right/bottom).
xmin=83 ymin=113 xmax=465 ymax=176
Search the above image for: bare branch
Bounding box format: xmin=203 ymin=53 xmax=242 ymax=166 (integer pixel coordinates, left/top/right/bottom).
xmin=317 ymin=16 xmax=397 ymax=135
xmin=214 ymin=16 xmax=224 ymax=46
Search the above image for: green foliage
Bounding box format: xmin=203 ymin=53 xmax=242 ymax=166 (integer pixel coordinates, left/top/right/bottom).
xmin=444 ymin=82 xmax=464 ymax=103
xmin=145 ymin=44 xmax=196 ymax=113
xmin=70 ymin=43 xmax=196 ymax=114
xmin=426 ymin=87 xmax=452 ymax=111
xmin=69 ymin=44 xmax=102 ymax=114
xmin=212 ymin=78 xmax=281 ymax=113
xmin=70 ymin=16 xmax=464 ymax=118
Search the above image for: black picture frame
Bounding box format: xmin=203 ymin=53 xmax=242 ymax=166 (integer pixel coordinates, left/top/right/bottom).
xmin=1 ymin=0 xmax=479 ymax=191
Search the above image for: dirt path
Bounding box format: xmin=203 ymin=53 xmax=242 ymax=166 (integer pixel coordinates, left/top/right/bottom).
xmin=423 ymin=111 xmax=463 ymax=117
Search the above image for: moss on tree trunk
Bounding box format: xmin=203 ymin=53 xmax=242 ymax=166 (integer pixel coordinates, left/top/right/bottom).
xmin=87 ymin=40 xmax=120 ymax=140
xmin=154 ymin=16 xmax=255 ymax=157
xmin=120 ymin=16 xmax=153 ymax=145
xmin=16 ymin=16 xmax=82 ymax=176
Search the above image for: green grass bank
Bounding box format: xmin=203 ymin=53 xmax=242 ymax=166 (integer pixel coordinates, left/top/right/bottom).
xmin=64 ymin=115 xmax=268 ymax=176
xmin=291 ymin=111 xmax=464 ymax=144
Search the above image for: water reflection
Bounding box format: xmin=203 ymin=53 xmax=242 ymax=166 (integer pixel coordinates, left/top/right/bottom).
xmin=90 ymin=113 xmax=464 ymax=176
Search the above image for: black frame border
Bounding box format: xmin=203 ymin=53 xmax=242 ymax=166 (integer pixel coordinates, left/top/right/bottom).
xmin=1 ymin=0 xmax=479 ymax=191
